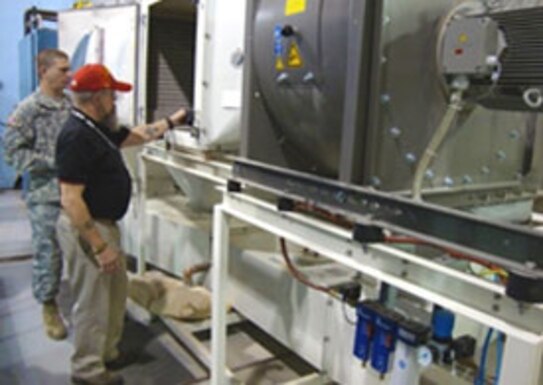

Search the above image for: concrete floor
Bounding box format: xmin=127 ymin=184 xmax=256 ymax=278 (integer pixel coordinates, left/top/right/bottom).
xmin=0 ymin=190 xmax=32 ymax=260
xmin=0 ymin=189 xmax=318 ymax=385
xmin=0 ymin=190 xmax=195 ymax=385
xmin=0 ymin=258 xmax=197 ymax=385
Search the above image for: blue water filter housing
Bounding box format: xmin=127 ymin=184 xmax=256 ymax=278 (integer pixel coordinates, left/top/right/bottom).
xmin=432 ymin=307 xmax=455 ymax=342
xmin=353 ymin=301 xmax=381 ymax=363
xmin=371 ymin=310 xmax=402 ymax=375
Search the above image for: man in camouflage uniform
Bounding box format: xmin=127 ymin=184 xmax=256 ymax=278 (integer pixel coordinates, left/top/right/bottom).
xmin=3 ymin=49 xmax=72 ymax=340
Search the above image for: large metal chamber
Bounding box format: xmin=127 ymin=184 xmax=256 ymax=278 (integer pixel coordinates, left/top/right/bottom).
xmin=240 ymin=0 xmax=543 ymax=210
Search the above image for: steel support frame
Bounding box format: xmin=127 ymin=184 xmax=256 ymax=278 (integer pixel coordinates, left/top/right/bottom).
xmin=142 ymin=142 xmax=232 ymax=184
xmin=233 ymin=160 xmax=543 ymax=274
xmin=211 ymin=191 xmax=543 ymax=385
xmin=135 ymin=143 xmax=232 ymax=272
xmin=137 ymin=153 xmax=148 ymax=275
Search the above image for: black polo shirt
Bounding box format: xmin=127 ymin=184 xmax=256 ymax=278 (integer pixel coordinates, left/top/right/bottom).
xmin=56 ymin=109 xmax=132 ymax=221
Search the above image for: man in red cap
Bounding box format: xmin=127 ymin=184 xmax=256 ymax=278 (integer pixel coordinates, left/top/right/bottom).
xmin=55 ymin=63 xmax=190 ymax=385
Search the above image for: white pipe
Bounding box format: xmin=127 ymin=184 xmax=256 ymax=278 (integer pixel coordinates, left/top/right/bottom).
xmin=412 ymin=91 xmax=463 ymax=200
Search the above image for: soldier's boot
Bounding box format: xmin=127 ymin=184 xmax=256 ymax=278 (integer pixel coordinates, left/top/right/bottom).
xmin=42 ymin=300 xmax=67 ymax=340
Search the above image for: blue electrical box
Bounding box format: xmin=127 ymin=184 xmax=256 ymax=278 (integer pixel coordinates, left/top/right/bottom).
xmin=18 ymin=28 xmax=58 ymax=99
xmin=0 ymin=28 xmax=58 ymax=189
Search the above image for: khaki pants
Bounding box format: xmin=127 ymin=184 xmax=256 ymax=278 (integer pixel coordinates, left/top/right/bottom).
xmin=57 ymin=213 xmax=127 ymax=379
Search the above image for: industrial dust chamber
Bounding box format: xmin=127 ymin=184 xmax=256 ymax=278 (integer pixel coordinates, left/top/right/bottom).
xmin=239 ymin=0 xmax=543 ymax=217
xmin=60 ymin=0 xmax=196 ymax=127
xmin=60 ymin=0 xmax=245 ymax=151
xmin=59 ymin=0 xmax=248 ymax=270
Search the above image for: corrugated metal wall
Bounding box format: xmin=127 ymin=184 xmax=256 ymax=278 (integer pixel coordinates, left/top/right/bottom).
xmin=146 ymin=16 xmax=195 ymax=123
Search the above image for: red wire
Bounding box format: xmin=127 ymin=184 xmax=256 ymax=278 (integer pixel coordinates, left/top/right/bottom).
xmin=279 ymin=238 xmax=331 ymax=294
xmin=290 ymin=203 xmax=506 ymax=277
xmin=384 ymin=235 xmax=505 ymax=271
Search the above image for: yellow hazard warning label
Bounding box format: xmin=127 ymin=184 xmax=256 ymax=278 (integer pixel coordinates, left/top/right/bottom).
xmin=287 ymin=42 xmax=303 ymax=68
xmin=275 ymin=57 xmax=285 ymax=71
xmin=285 ymin=0 xmax=306 ymax=16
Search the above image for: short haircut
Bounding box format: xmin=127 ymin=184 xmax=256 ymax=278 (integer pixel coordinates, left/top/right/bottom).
xmin=36 ymin=49 xmax=68 ymax=72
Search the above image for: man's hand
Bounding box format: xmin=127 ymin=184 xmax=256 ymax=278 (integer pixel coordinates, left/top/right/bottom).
xmin=121 ymin=107 xmax=193 ymax=148
xmin=95 ymin=246 xmax=121 ymax=274
xmin=169 ymin=108 xmax=193 ymax=127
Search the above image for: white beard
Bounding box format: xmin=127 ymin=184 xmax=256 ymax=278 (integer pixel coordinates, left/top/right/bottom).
xmin=101 ymin=107 xmax=120 ymax=132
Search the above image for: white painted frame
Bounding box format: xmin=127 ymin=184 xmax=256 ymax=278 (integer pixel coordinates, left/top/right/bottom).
xmin=211 ymin=191 xmax=543 ymax=385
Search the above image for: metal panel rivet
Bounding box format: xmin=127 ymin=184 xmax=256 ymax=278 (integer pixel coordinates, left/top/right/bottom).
xmin=509 ymin=130 xmax=520 ymax=140
xmin=276 ymin=72 xmax=289 ymax=84
xmin=370 ymin=177 xmax=381 ymax=187
xmin=231 ymin=49 xmax=244 ymax=67
xmin=303 ymin=72 xmax=316 ymax=83
xmin=405 ymin=153 xmax=417 ymax=164
xmin=389 ymin=127 xmax=401 ymax=138
xmin=335 ymin=191 xmax=347 ymax=203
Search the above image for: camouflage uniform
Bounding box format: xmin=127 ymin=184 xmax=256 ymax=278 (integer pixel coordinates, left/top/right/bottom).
xmin=3 ymin=90 xmax=71 ymax=303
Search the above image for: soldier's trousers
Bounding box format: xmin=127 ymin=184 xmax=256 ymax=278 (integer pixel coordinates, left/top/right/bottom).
xmin=27 ymin=202 xmax=62 ymax=303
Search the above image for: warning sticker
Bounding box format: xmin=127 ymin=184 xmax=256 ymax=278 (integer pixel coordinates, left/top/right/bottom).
xmin=275 ymin=57 xmax=285 ymax=71
xmin=285 ymin=0 xmax=306 ymax=16
xmin=287 ymin=42 xmax=303 ymax=68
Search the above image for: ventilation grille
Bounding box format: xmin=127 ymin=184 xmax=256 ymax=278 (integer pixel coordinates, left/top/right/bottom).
xmin=147 ymin=17 xmax=195 ymax=122
xmin=492 ymin=7 xmax=543 ymax=87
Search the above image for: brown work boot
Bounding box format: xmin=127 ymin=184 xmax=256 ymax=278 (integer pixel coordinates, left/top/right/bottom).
xmin=42 ymin=300 xmax=67 ymax=340
xmin=105 ymin=351 xmax=139 ymax=370
xmin=71 ymin=371 xmax=124 ymax=385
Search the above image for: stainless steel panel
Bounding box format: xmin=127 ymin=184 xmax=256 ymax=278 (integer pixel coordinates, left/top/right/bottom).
xmin=250 ymin=0 xmax=350 ymax=176
xmin=364 ymin=0 xmax=541 ymax=195
xmin=241 ymin=0 xmax=543 ymax=210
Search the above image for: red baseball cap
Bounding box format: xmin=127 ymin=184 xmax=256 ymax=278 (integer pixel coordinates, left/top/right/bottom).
xmin=70 ymin=63 xmax=132 ymax=92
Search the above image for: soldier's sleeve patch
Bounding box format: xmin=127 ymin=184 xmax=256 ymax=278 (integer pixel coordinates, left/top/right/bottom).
xmin=7 ymin=115 xmax=22 ymax=128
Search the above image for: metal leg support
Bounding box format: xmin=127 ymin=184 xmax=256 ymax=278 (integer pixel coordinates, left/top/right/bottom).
xmin=499 ymin=332 xmax=543 ymax=385
xmin=211 ymin=204 xmax=232 ymax=385
xmin=137 ymin=154 xmax=148 ymax=275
